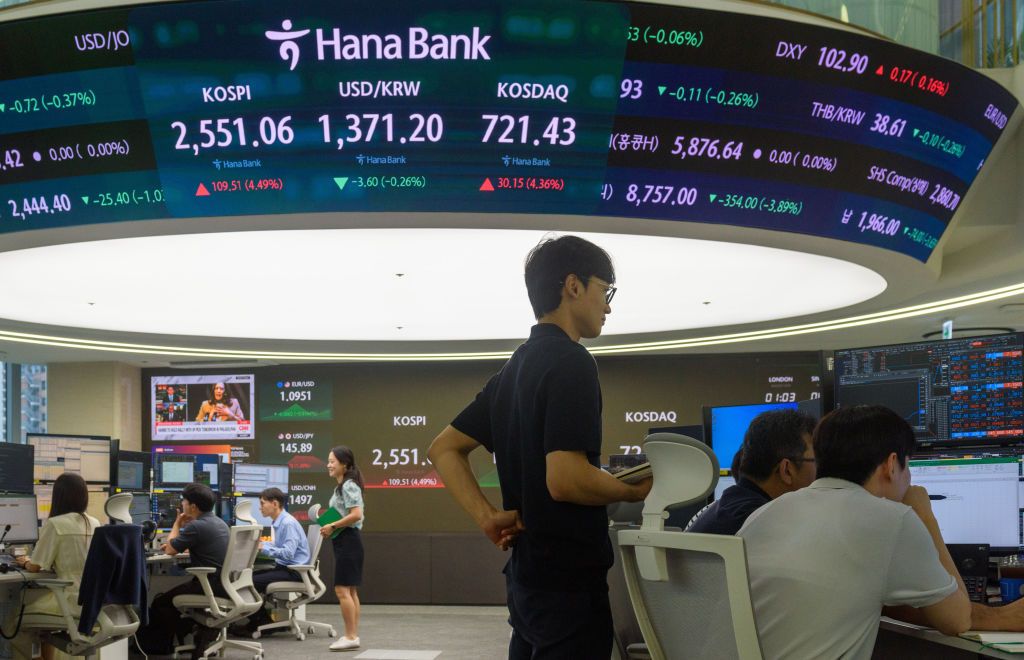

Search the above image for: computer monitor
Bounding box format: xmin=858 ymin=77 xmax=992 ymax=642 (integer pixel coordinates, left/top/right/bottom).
xmin=27 ymin=433 xmax=112 ymax=483
xmin=155 ymin=454 xmax=195 ymax=486
xmin=232 ymin=463 xmax=289 ymax=495
xmin=0 ymin=495 xmax=39 ymax=544
xmin=128 ymin=493 xmax=153 ymax=524
xmin=834 ymin=332 xmax=1024 ymax=447
xmin=233 ymin=495 xmax=274 ymax=527
xmin=702 ymin=399 xmax=823 ymax=474
xmin=114 ymin=450 xmax=152 ymax=493
xmin=152 ymin=491 xmax=182 ymax=529
xmin=0 ymin=442 xmax=35 ymax=495
xmin=909 ymin=454 xmax=1022 ymax=550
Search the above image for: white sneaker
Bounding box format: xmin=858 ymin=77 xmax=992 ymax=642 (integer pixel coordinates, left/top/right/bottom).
xmin=329 ymin=636 xmax=360 ymax=651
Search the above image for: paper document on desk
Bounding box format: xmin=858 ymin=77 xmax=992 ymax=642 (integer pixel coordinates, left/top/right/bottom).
xmin=960 ymin=631 xmax=1024 ymax=653
xmin=611 ymin=462 xmax=651 ymax=484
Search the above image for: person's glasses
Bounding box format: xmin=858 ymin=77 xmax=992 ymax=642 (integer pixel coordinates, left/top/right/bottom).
xmin=592 ymin=280 xmax=617 ymax=304
xmin=789 ymin=456 xmax=816 ymax=465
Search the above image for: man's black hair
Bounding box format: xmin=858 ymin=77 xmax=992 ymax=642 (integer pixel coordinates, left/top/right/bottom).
xmin=814 ymin=405 xmax=917 ymax=486
xmin=738 ymin=409 xmax=817 ymax=481
xmin=182 ymin=482 xmax=217 ymax=513
xmin=260 ymin=487 xmax=287 ymax=508
xmin=524 ymin=235 xmax=615 ymax=320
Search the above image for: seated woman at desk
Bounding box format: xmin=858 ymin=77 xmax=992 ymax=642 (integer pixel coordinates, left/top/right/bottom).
xmin=7 ymin=473 xmax=99 ymax=660
xmin=194 ymin=382 xmax=244 ymax=422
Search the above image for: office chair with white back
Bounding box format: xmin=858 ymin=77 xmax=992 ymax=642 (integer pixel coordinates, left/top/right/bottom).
xmin=617 ymin=433 xmax=764 ymax=660
xmin=20 ymin=525 xmax=143 ymax=659
xmin=172 ymin=524 xmax=264 ymax=659
xmin=234 ymin=499 xmax=259 ymax=526
xmin=250 ymin=505 xmax=336 ymax=641
xmin=104 ymin=492 xmax=133 ymax=524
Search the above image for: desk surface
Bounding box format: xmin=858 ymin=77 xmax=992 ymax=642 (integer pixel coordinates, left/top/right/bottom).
xmin=880 ymin=618 xmax=1022 ymax=659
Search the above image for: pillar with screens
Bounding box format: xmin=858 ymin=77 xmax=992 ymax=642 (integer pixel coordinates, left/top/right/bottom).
xmin=27 ymin=433 xmax=112 ymax=524
xmin=835 ymin=332 xmax=1024 ymax=551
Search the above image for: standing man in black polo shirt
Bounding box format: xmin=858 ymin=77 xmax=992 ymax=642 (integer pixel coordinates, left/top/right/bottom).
xmin=429 ymin=235 xmax=652 ymax=659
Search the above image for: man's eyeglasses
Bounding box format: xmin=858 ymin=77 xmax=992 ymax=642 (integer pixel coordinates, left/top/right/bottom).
xmin=789 ymin=456 xmax=816 ymax=465
xmin=560 ymin=277 xmax=617 ymax=304
xmin=596 ymin=282 xmax=617 ymax=305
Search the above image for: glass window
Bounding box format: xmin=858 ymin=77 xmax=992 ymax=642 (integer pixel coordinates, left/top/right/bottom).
xmin=21 ymin=364 xmax=47 ymax=440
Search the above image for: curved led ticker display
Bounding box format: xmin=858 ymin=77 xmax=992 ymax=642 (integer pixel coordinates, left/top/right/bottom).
xmin=0 ymin=0 xmax=1016 ymax=260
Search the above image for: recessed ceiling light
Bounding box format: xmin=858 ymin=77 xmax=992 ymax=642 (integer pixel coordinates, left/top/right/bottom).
xmin=0 ymin=228 xmax=885 ymax=342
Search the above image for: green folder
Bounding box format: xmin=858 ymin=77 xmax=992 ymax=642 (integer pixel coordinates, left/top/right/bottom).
xmin=316 ymin=506 xmax=344 ymax=539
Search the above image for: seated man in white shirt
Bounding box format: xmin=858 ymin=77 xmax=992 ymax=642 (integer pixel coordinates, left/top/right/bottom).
xmin=738 ymin=404 xmax=972 ymax=660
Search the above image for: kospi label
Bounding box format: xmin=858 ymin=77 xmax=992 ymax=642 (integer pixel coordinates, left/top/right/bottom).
xmin=393 ymin=415 xmax=427 ymax=427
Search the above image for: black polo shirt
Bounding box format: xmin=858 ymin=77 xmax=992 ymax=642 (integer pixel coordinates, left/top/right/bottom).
xmin=169 ymin=511 xmax=230 ymax=570
xmin=687 ymin=478 xmax=771 ymax=536
xmin=452 ymin=323 xmax=611 ymax=591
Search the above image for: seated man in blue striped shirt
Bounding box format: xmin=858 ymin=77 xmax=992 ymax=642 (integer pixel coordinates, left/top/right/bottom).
xmin=233 ymin=486 xmax=311 ymax=635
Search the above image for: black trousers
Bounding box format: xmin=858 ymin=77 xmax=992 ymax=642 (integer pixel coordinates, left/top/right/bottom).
xmin=252 ymin=565 xmax=301 ymax=593
xmin=506 ymin=575 xmax=613 ymax=660
xmin=138 ymin=578 xmax=226 ymax=654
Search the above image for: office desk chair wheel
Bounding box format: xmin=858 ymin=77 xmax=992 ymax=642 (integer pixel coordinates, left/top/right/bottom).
xmin=313 ymin=625 xmax=337 ymax=637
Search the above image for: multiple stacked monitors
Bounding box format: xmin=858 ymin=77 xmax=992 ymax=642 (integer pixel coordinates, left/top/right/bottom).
xmin=834 ymin=333 xmax=1024 ymax=447
xmin=151 ymin=375 xmax=254 ymax=441
xmin=0 ymin=495 xmax=40 ymax=544
xmin=27 ymin=434 xmax=112 ymax=483
xmin=0 ymin=443 xmax=35 ymax=495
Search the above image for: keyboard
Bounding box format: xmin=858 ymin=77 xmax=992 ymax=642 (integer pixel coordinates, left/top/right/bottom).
xmin=964 ymin=575 xmax=987 ymax=603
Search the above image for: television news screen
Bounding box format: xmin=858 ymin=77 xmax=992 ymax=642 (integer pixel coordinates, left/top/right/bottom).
xmin=834 ymin=333 xmax=1024 ymax=447
xmin=0 ymin=442 xmax=35 ymax=495
xmin=151 ymin=374 xmax=254 ymax=441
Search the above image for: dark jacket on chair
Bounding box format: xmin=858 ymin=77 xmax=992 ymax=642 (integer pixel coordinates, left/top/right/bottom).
xmin=77 ymin=524 xmax=149 ymax=633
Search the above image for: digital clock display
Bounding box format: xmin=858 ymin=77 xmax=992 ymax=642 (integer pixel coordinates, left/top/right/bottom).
xmin=0 ymin=0 xmax=1016 ymax=260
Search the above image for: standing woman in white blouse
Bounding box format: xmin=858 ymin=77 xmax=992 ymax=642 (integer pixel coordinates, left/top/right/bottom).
xmin=322 ymin=446 xmax=365 ymax=652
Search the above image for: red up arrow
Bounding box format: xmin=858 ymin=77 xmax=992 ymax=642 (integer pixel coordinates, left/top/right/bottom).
xmin=195 ymin=183 xmax=210 ymax=196
xmin=479 ymin=178 xmax=495 ymax=192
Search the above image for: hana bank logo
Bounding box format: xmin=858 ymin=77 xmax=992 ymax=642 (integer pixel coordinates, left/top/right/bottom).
xmin=265 ymin=20 xmax=310 ymax=71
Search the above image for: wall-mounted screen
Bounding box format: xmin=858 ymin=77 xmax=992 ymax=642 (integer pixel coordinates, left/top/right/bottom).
xmin=834 ymin=333 xmax=1023 ymax=447
xmin=27 ymin=434 xmax=112 ymax=484
xmin=0 ymin=443 xmax=35 ymax=495
xmin=151 ymin=375 xmax=254 ymax=441
xmin=0 ymin=1 xmax=1017 ymax=261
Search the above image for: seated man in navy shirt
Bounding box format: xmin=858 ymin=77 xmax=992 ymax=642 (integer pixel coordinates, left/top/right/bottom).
xmin=688 ymin=409 xmax=816 ymax=535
